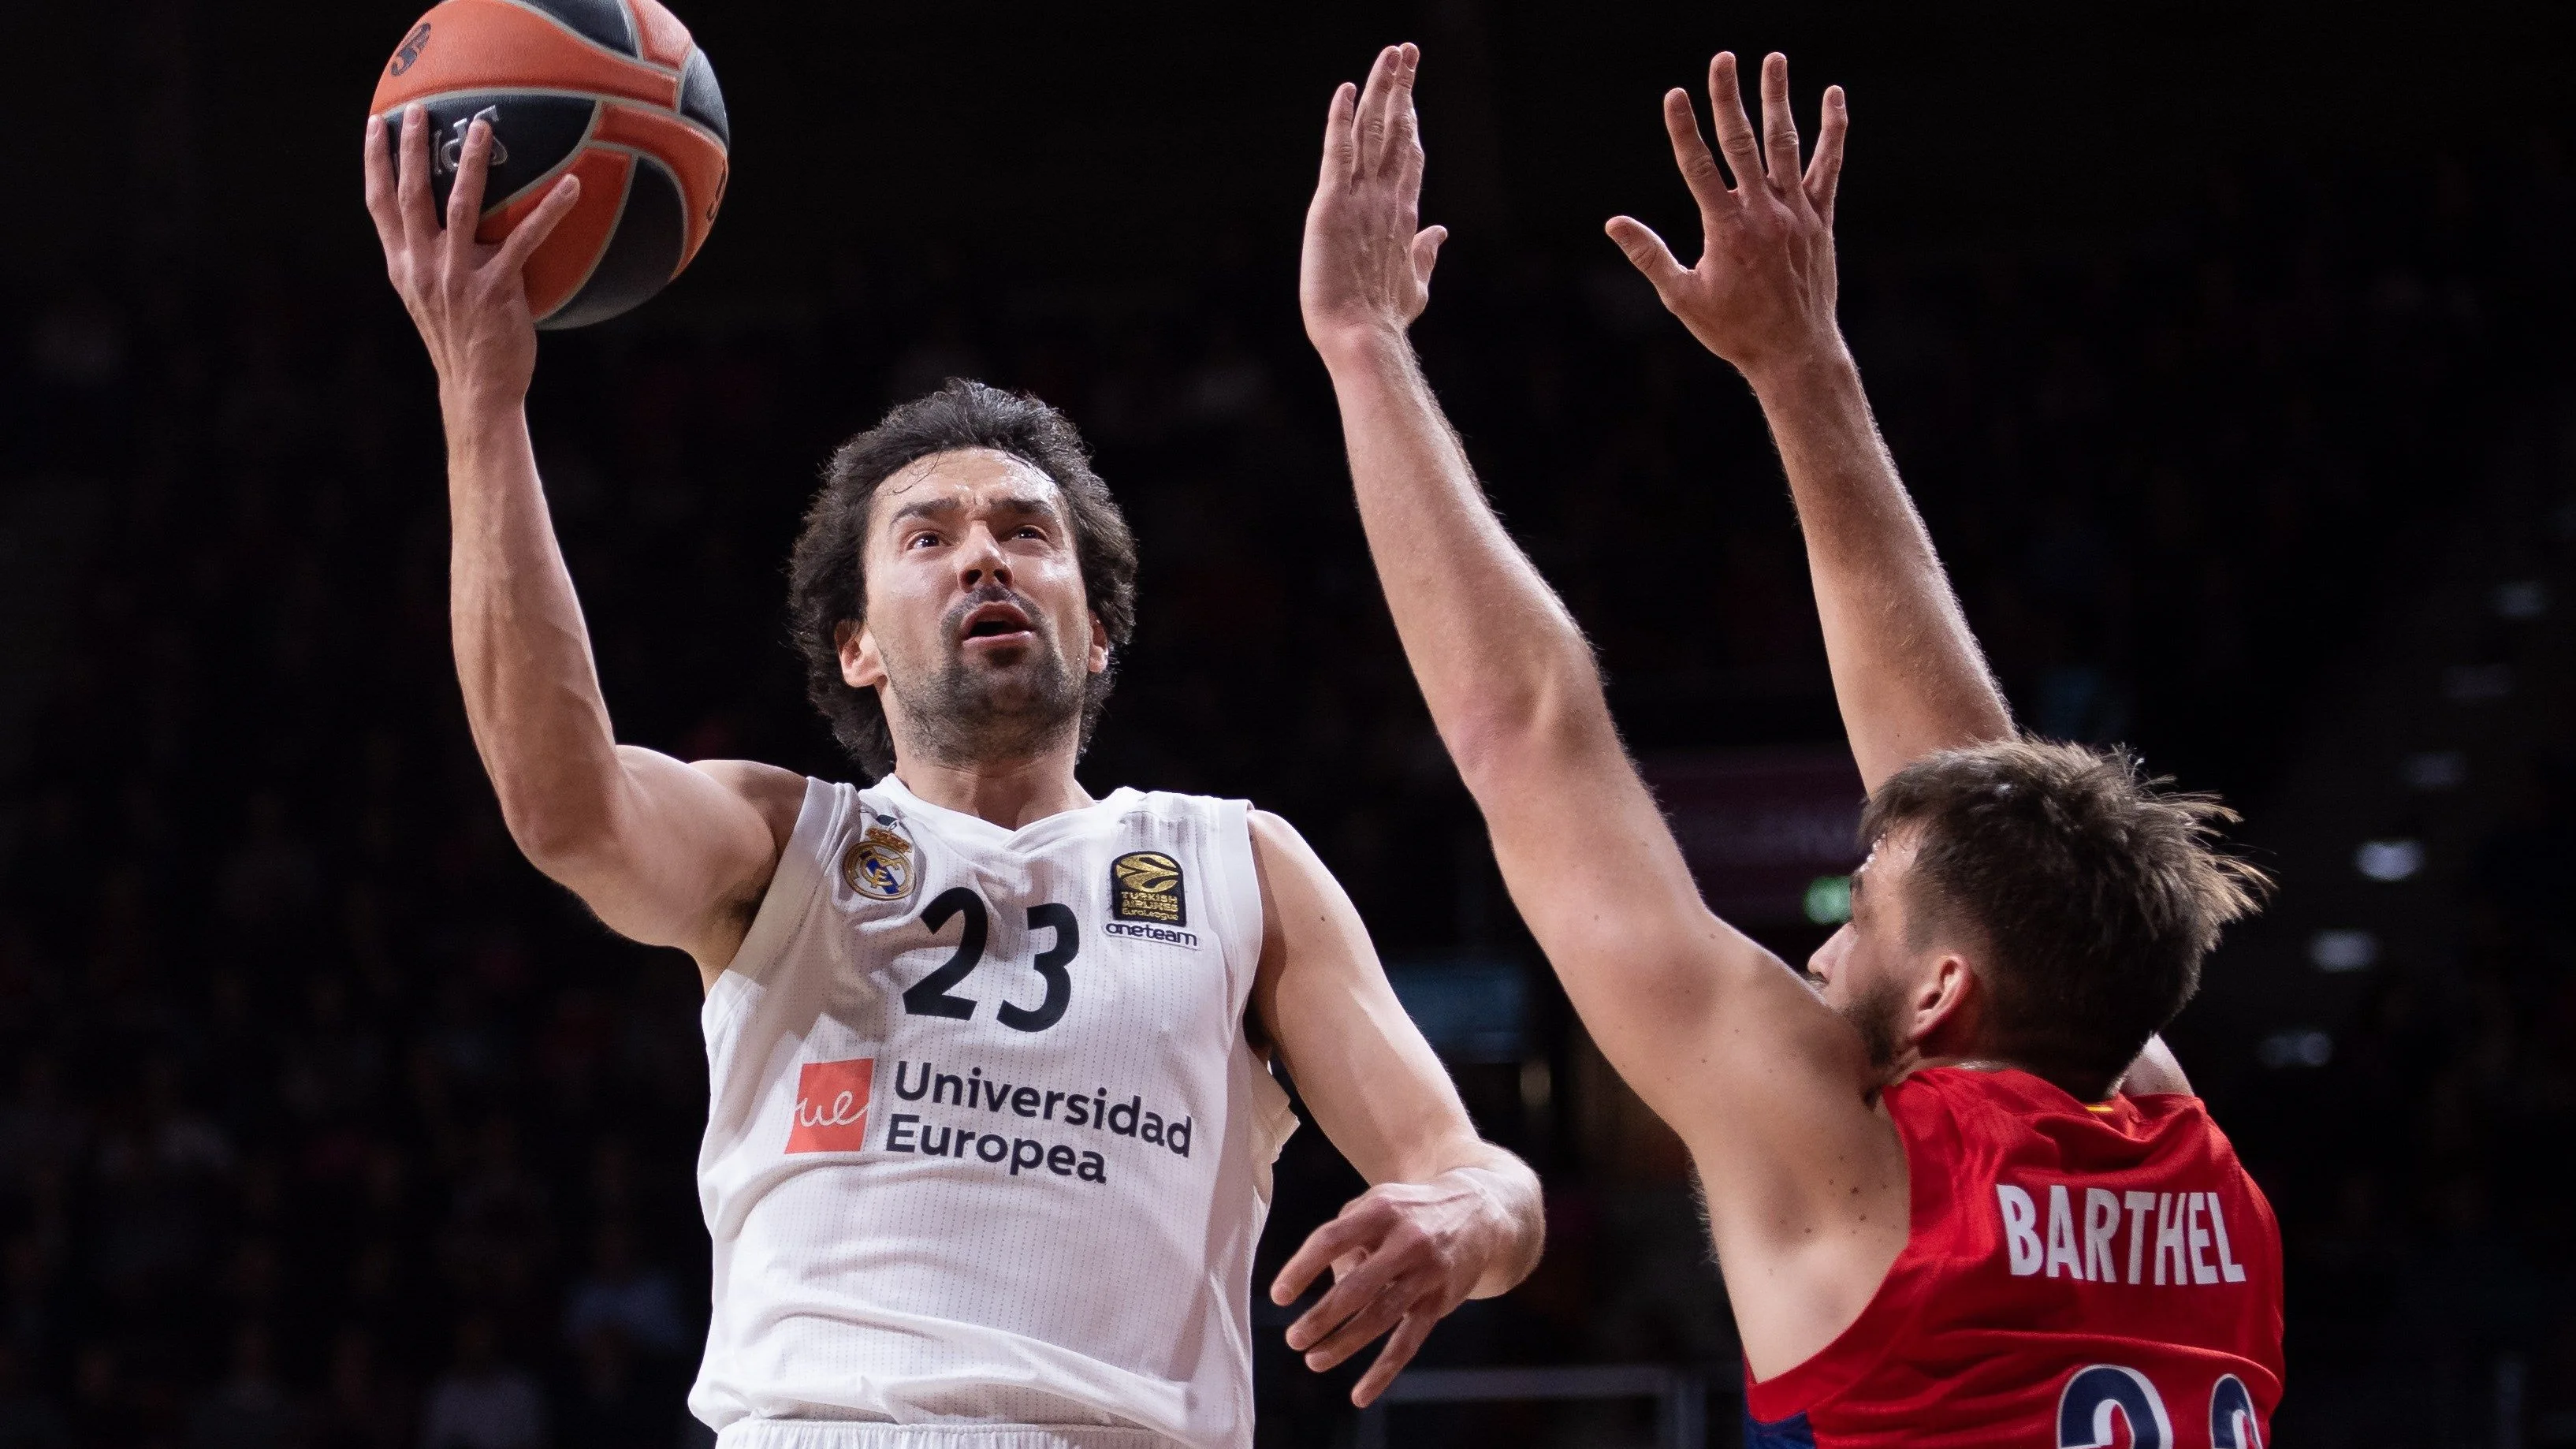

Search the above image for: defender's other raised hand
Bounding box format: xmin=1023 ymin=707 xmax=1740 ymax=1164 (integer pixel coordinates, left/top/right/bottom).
xmin=1606 ymin=52 xmax=1848 ymax=382
xmin=362 ymin=106 xmax=582 ymax=409
xmin=1302 ymin=44 xmax=1448 ymax=363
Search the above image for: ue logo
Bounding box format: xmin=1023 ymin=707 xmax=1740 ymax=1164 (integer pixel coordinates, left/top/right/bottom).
xmin=785 ymin=1058 xmax=875 ymax=1153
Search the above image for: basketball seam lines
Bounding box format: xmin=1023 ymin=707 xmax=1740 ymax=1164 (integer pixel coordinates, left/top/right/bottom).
xmin=381 ymin=86 xmax=726 ymax=151
xmin=480 ymin=0 xmax=683 ymax=81
xmin=538 ymin=156 xmax=635 ymax=326
xmin=482 ymin=103 xmax=603 ymax=218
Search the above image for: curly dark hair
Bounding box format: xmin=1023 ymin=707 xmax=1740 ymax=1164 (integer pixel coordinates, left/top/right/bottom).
xmin=1857 ymin=738 xmax=2269 ymax=1098
xmin=786 ymin=380 xmax=1138 ymax=778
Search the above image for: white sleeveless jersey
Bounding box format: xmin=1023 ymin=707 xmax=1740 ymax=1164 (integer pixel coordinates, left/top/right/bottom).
xmin=691 ymin=775 xmax=1297 ymax=1447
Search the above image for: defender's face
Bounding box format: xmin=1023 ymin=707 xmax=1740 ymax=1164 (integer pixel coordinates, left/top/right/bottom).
xmin=839 ymin=449 xmax=1108 ymax=741
xmin=1805 ymin=833 xmax=1934 ymax=1070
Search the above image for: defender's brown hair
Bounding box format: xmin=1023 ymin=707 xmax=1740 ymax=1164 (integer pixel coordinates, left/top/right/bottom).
xmin=1857 ymin=739 xmax=2267 ymax=1097
xmin=787 ymin=380 xmax=1138 ymax=778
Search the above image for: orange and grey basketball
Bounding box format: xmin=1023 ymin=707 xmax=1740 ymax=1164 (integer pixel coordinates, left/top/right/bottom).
xmin=370 ymin=0 xmax=729 ymax=329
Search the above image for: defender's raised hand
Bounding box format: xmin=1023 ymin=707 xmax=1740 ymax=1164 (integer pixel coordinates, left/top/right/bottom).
xmin=362 ymin=106 xmax=583 ymax=408
xmin=1607 ymin=52 xmax=1848 ymax=381
xmin=1302 ymin=44 xmax=1449 ymax=361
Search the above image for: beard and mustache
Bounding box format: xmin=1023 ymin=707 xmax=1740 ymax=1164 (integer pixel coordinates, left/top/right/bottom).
xmin=1837 ymin=972 xmax=1909 ymax=1077
xmin=882 ymin=583 xmax=1087 ymax=768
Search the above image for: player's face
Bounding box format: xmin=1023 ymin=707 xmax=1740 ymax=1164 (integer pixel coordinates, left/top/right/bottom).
xmin=1805 ymin=835 xmax=1928 ymax=1072
xmin=842 ymin=449 xmax=1111 ymax=765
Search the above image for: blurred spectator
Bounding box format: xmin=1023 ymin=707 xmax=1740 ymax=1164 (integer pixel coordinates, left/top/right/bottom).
xmin=418 ymin=1319 xmax=545 ymax=1449
xmin=560 ymin=1224 xmax=688 ymax=1361
xmin=186 ymin=1324 xmax=303 ymax=1449
xmin=0 ymin=1343 xmax=68 ymax=1449
xmin=311 ymin=1331 xmax=411 ymax=1449
xmin=557 ymin=1328 xmax=668 ymax=1449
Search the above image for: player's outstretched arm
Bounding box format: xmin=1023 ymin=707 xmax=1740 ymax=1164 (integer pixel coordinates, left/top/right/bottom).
xmin=1606 ymin=54 xmax=2010 ymax=792
xmin=1246 ymin=812 xmax=1540 ymax=1406
xmin=1302 ymin=47 xmax=1904 ymax=1376
xmin=363 ymin=108 xmax=797 ymax=983
xmin=1603 ymin=58 xmax=2191 ymax=1092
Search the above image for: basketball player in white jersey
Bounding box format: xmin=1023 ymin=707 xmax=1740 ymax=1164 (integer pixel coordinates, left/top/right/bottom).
xmin=360 ymin=100 xmax=1541 ymax=1449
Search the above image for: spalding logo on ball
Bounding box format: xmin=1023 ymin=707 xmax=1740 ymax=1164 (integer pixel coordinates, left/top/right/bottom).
xmin=371 ymin=0 xmax=730 ymax=330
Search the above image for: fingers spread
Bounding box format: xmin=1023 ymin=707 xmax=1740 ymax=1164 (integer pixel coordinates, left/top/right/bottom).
xmin=362 ymin=116 xmax=403 ymax=254
xmin=1604 ymin=217 xmax=1686 ymax=292
xmin=493 ymin=173 xmax=583 ymax=277
xmin=1302 ymin=1280 xmax=1413 ymax=1373
xmin=1705 ymin=52 xmax=1764 ymax=194
xmin=1759 ymin=52 xmax=1801 ymax=190
xmin=1805 ymin=84 xmax=1849 ymax=222
xmin=1352 ymin=1311 xmax=1440 ymax=1407
xmin=397 ymin=105 xmax=439 ymax=244
xmin=1659 ymin=88 xmax=1729 ymax=222
xmin=1271 ymin=1212 xmax=1365 ymax=1306
xmin=1287 ymin=1241 xmax=1407 ymax=1354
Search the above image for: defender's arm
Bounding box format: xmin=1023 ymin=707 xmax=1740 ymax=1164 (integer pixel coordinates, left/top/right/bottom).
xmin=1249 ymin=811 xmax=1541 ymax=1406
xmin=364 ymin=109 xmax=796 ymax=983
xmin=1605 ymin=53 xmax=2008 ymax=794
xmin=1302 ymin=47 xmax=1905 ymax=1377
xmin=1610 ymin=57 xmax=2188 ymax=1091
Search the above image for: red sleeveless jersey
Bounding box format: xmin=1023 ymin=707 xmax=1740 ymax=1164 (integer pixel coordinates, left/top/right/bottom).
xmin=1742 ymin=1067 xmax=2283 ymax=1448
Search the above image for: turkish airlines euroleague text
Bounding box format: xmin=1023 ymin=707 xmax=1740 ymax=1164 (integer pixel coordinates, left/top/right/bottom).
xmin=785 ymin=1055 xmax=1195 ymax=1185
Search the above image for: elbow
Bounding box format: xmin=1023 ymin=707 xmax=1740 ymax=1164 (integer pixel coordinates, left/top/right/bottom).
xmin=493 ymin=784 xmax=622 ymax=880
xmin=1443 ymin=637 xmax=1610 ymax=803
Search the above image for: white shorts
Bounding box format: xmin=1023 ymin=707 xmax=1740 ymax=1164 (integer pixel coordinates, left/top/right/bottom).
xmin=714 ymin=1425 xmax=1177 ymax=1449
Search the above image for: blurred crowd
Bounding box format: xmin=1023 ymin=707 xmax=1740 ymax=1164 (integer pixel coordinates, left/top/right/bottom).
xmin=1 ymin=124 xmax=2571 ymax=1446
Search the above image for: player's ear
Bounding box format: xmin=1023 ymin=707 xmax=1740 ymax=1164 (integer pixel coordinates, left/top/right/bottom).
xmin=1914 ymin=952 xmax=1982 ymax=1049
xmin=839 ymin=620 xmax=887 ymax=690
xmin=1085 ymin=611 xmax=1111 ymax=676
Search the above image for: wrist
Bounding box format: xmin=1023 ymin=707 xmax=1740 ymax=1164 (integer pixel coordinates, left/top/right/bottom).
xmin=1309 ymin=321 xmax=1415 ymax=377
xmin=439 ymin=384 xmax=529 ymax=453
xmin=1435 ymin=1164 xmax=1539 ymax=1294
xmin=1738 ymin=333 xmax=1859 ymax=399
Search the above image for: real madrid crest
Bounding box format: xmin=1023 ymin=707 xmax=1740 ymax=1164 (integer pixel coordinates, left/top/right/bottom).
xmin=841 ymin=818 xmax=918 ymax=903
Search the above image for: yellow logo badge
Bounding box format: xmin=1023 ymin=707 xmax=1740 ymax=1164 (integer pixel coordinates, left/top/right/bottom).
xmin=842 ymin=823 xmax=917 ymax=903
xmin=1111 ymin=850 xmax=1186 ymax=926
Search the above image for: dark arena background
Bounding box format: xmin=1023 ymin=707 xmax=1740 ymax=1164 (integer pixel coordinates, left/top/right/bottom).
xmin=4 ymin=2 xmax=2575 ymax=1445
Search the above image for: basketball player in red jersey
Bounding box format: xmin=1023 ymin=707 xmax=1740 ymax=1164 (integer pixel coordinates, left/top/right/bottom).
xmin=359 ymin=102 xmax=1542 ymax=1442
xmin=1295 ymin=45 xmax=2282 ymax=1444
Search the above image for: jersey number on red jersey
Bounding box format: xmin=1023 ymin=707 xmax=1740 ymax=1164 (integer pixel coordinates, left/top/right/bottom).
xmin=2059 ymin=1365 xmax=2263 ymax=1448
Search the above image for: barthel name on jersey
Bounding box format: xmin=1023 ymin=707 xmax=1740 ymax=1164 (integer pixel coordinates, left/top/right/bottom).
xmin=880 ymin=1056 xmax=1197 ymax=1185
xmin=1110 ymin=850 xmax=1186 ymax=926
xmin=841 ymin=816 xmax=918 ymax=902
xmin=1995 ymin=1181 xmax=2251 ymax=1286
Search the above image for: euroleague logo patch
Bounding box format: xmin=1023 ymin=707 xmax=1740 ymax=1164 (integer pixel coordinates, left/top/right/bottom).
xmin=785 ymin=1057 xmax=874 ymax=1153
xmin=1110 ymin=851 xmax=1186 ymax=926
xmin=841 ymin=816 xmax=918 ymax=902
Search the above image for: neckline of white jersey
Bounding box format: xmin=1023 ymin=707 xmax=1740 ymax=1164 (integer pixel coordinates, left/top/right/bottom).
xmin=867 ymin=773 xmax=1145 ymax=847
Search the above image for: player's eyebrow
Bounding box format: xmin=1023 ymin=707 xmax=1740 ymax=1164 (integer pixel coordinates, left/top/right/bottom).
xmin=886 ymin=491 xmax=1062 ymax=527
